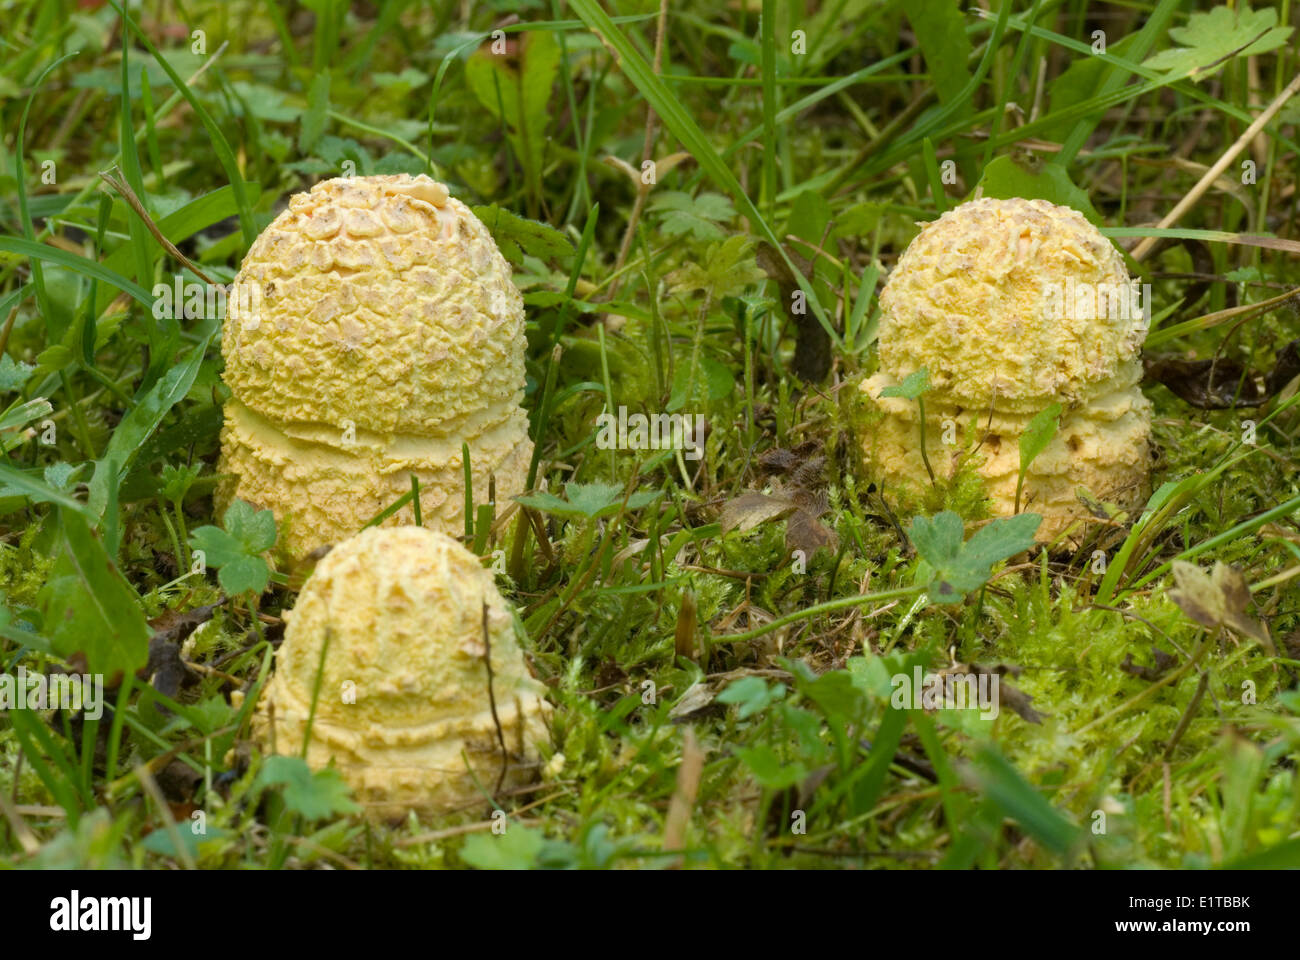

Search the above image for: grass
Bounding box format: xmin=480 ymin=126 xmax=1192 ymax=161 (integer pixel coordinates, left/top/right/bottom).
xmin=0 ymin=0 xmax=1298 ymax=870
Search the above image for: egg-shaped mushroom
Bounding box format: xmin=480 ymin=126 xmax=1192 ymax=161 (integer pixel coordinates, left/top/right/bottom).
xmin=218 ymin=174 xmax=532 ymax=560
xmin=253 ymin=525 xmax=550 ymax=818
xmin=860 ymin=197 xmax=1153 ymax=541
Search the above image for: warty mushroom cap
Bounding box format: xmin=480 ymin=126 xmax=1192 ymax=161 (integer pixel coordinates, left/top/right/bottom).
xmin=217 ymin=174 xmax=532 ymax=558
xmin=877 ymin=196 xmax=1146 ymax=413
xmin=254 ymin=525 xmax=550 ymax=818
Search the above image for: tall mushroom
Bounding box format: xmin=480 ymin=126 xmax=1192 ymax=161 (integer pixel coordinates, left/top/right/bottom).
xmin=254 ymin=525 xmax=550 ymax=818
xmin=860 ymin=197 xmax=1153 ymax=541
xmin=219 ymin=174 xmax=531 ymax=560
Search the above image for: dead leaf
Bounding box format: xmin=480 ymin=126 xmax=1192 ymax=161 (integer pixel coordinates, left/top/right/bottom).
xmin=719 ymin=449 xmax=839 ymax=556
xmin=1168 ymin=560 xmax=1273 ymax=653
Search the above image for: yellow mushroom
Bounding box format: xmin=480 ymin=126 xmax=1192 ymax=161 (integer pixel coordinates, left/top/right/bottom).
xmin=860 ymin=197 xmax=1153 ymax=542
xmin=218 ymin=174 xmax=532 ymax=560
xmin=253 ymin=525 xmax=550 ymax=819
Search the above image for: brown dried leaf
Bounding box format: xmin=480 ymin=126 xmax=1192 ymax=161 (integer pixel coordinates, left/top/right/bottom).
xmin=719 ymin=490 xmax=797 ymax=534
xmin=1169 ymin=560 xmax=1272 ymax=653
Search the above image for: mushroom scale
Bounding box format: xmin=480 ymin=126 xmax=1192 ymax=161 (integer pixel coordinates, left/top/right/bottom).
xmin=218 ymin=174 xmax=532 ymax=559
xmin=253 ymin=525 xmax=551 ymax=819
xmin=860 ymin=197 xmax=1154 ymax=542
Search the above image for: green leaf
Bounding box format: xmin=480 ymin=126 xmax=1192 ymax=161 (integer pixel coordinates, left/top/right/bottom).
xmin=652 ymin=190 xmax=736 ymax=242
xmin=904 ymin=0 xmax=975 ymax=105
xmin=299 ymin=71 xmax=331 ymax=153
xmin=87 ymin=333 xmax=212 ymax=518
xmin=974 ymin=155 xmax=1101 ymax=224
xmin=666 ymin=234 xmax=766 ymax=303
xmin=717 ymin=676 xmax=785 ymax=720
xmin=973 ymin=743 xmax=1082 ymax=859
xmin=1016 ymin=401 xmax=1062 ymax=511
xmin=464 ymin=29 xmax=559 ymax=211
xmin=735 ymin=743 xmax=806 ymax=791
xmin=188 ymin=498 xmax=277 ymax=595
xmin=109 ymin=0 xmax=259 ymax=246
xmin=472 ymin=204 xmax=573 ymax=264
xmin=0 ymin=354 xmax=35 ymax=392
xmin=1144 ymin=5 xmax=1293 ymax=80
xmin=515 ymin=481 xmax=661 ymax=520
xmin=256 ymin=756 xmax=360 ymax=820
xmin=567 ymin=0 xmax=834 ymax=346
xmin=460 ymin=825 xmax=546 ymax=869
xmin=910 ymin=511 xmax=1041 ymax=603
xmin=879 ymin=367 xmax=931 ymax=401
xmin=40 ymin=507 xmax=151 ymax=676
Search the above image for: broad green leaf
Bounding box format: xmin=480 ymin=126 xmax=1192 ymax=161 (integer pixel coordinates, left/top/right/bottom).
xmin=299 ymin=71 xmax=331 ymax=153
xmin=652 ymin=191 xmax=736 ymax=242
xmin=1144 ymin=5 xmax=1293 ymax=80
xmin=40 ymin=506 xmax=151 ymax=676
xmin=472 ymin=204 xmax=573 ymax=264
xmin=460 ymin=825 xmax=546 ymax=869
xmin=975 ymin=155 xmax=1101 ymax=224
xmin=464 ymin=29 xmax=559 ymax=213
xmin=904 ymin=0 xmax=975 ymax=105
xmin=256 ymin=756 xmax=360 ymax=820
xmin=910 ymin=511 xmax=1041 ymax=603
xmin=188 ymin=498 xmax=277 ymax=596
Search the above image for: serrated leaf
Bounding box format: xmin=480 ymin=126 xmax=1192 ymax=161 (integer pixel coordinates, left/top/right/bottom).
xmin=666 ymin=234 xmax=766 ymax=302
xmin=515 ymin=481 xmax=660 ymax=520
xmin=879 ymin=367 xmax=931 ymax=401
xmin=0 ymin=354 xmax=35 ymax=392
xmin=1144 ymin=5 xmax=1293 ymax=80
xmin=256 ymin=756 xmax=360 ymax=820
xmin=188 ymin=498 xmax=276 ymax=595
xmin=910 ymin=511 xmax=1040 ymax=603
xmin=652 ymin=190 xmax=736 ymax=242
xmin=472 ymin=204 xmax=573 ymax=264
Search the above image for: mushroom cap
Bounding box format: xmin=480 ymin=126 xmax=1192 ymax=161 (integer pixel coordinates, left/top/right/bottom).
xmin=877 ymin=197 xmax=1145 ymax=412
xmin=254 ymin=526 xmax=550 ymax=818
xmin=223 ymin=174 xmax=526 ymax=434
xmin=217 ymin=174 xmax=533 ymax=558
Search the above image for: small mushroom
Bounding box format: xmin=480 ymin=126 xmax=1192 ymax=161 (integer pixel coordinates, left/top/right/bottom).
xmin=253 ymin=525 xmax=550 ymax=818
xmin=860 ymin=197 xmax=1153 ymax=541
xmin=218 ymin=174 xmax=531 ymax=559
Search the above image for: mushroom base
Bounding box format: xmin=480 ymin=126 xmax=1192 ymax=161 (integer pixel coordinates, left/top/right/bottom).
xmin=859 ymin=368 xmax=1153 ymax=545
xmin=254 ymin=692 xmax=551 ymax=820
xmin=216 ymin=399 xmax=532 ymax=560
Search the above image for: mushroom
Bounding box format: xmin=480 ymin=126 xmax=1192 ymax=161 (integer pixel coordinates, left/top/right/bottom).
xmin=860 ymin=197 xmax=1153 ymax=542
xmin=218 ymin=174 xmax=532 ymax=560
xmin=253 ymin=525 xmax=550 ymax=818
